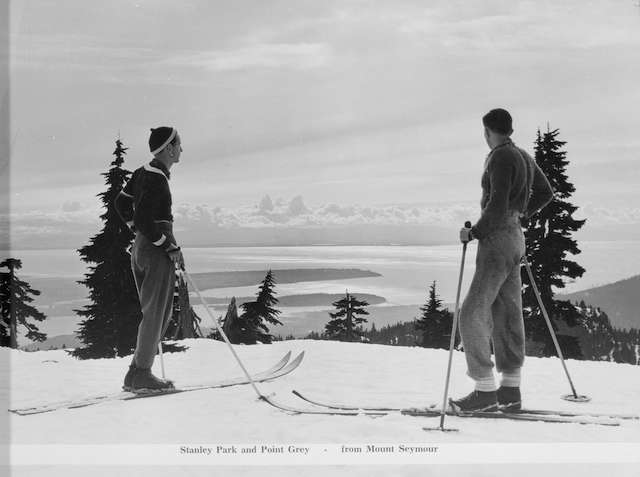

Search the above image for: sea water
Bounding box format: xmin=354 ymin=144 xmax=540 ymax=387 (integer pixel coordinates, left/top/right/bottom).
xmin=3 ymin=241 xmax=639 ymax=339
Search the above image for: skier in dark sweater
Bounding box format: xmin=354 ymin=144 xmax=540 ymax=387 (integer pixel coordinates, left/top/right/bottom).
xmin=114 ymin=126 xmax=184 ymax=392
xmin=451 ymin=109 xmax=554 ymax=412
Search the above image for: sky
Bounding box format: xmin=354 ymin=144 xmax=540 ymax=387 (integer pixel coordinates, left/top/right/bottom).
xmin=4 ymin=0 xmax=640 ymax=248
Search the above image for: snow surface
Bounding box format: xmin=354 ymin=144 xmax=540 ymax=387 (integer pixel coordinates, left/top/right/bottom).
xmin=4 ymin=339 xmax=640 ymax=476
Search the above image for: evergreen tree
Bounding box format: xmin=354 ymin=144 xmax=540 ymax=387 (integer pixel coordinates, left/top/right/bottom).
xmin=572 ymin=303 xmax=614 ymax=361
xmin=305 ymin=330 xmax=324 ymax=340
xmin=523 ymin=127 xmax=586 ymax=359
xmin=217 ymin=296 xmax=254 ymax=344
xmin=363 ymin=320 xmax=418 ymax=347
xmin=0 ymin=258 xmax=47 ymax=348
xmin=415 ymin=281 xmax=456 ymax=349
xmin=324 ymin=292 xmax=369 ymax=342
xmin=71 ymin=139 xmax=140 ymax=358
xmin=71 ymin=139 xmax=186 ymax=359
xmin=238 ymin=270 xmax=283 ymax=344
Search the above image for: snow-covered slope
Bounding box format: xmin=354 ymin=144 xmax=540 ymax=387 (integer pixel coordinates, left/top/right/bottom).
xmin=5 ymin=339 xmax=640 ymax=475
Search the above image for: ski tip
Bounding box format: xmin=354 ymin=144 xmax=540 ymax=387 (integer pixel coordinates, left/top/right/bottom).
xmin=9 ymin=408 xmax=49 ymax=416
xmin=291 ymin=351 xmax=305 ymax=364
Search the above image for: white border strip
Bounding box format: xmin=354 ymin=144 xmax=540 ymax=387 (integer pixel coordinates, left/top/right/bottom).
xmin=150 ymin=127 xmax=176 ymax=155
xmin=6 ymin=443 xmax=640 ymax=466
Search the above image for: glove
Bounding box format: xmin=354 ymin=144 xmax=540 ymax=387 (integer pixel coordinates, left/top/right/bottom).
xmin=459 ymin=226 xmax=474 ymax=243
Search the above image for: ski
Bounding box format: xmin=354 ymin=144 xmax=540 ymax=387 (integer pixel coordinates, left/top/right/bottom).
xmin=402 ymin=407 xmax=620 ymax=426
xmin=291 ymin=390 xmax=625 ymax=425
xmin=268 ymin=395 xmax=612 ymax=423
xmin=260 ymin=394 xmax=387 ymax=417
xmin=10 ymin=351 xmax=301 ymax=416
xmin=497 ymin=408 xmax=638 ymax=420
xmin=292 ymin=389 xmax=638 ymax=421
xmin=292 ymin=390 xmax=401 ymax=411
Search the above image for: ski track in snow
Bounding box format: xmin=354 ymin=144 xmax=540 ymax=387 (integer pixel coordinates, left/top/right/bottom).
xmin=5 ymin=339 xmax=640 ymax=447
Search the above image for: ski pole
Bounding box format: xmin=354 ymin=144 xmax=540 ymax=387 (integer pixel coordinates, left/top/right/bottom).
xmin=522 ymin=259 xmax=590 ymax=402
xmin=157 ymin=342 xmax=166 ymax=379
xmin=155 ymin=264 xmax=183 ymax=380
xmin=182 ymin=268 xmax=265 ymax=399
xmin=431 ymin=221 xmax=471 ymax=432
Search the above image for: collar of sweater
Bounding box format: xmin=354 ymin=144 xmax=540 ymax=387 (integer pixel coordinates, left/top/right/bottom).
xmin=490 ymin=138 xmax=514 ymax=153
xmin=147 ymin=159 xmax=171 ymax=180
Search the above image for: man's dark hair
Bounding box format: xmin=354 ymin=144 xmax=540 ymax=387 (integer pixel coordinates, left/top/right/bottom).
xmin=482 ymin=108 xmax=513 ymax=135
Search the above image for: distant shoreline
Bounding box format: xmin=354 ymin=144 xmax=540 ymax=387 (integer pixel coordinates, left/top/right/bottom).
xmin=26 ymin=268 xmax=382 ymax=308
xmin=189 ymin=268 xmax=381 ymax=290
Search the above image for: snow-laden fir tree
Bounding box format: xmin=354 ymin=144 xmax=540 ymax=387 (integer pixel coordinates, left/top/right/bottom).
xmin=238 ymin=270 xmax=283 ymax=344
xmin=0 ymin=258 xmax=47 ymax=348
xmin=523 ymin=126 xmax=586 ymax=359
xmin=415 ymin=281 xmax=455 ymax=349
xmin=324 ymin=292 xmax=369 ymax=342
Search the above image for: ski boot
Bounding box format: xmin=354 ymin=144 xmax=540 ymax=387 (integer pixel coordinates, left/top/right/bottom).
xmin=122 ymin=362 xmax=138 ymax=392
xmin=497 ymin=386 xmax=521 ymax=411
xmin=131 ymin=368 xmax=175 ymax=394
xmin=449 ymin=390 xmax=498 ymax=413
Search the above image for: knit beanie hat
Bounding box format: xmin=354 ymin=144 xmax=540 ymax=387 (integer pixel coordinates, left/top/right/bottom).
xmin=149 ymin=127 xmax=177 ymax=155
xmin=482 ymin=109 xmax=513 ymax=135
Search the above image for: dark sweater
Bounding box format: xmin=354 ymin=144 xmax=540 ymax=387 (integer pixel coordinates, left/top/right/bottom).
xmin=114 ymin=159 xmax=178 ymax=250
xmin=471 ymin=141 xmax=554 ymax=240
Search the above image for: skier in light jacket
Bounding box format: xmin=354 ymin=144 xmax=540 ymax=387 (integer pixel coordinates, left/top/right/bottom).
xmin=451 ymin=108 xmax=554 ymax=412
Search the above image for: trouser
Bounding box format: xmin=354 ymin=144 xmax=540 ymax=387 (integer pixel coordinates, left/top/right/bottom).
xmin=459 ymin=215 xmax=526 ymax=382
xmin=131 ymin=223 xmax=175 ymax=369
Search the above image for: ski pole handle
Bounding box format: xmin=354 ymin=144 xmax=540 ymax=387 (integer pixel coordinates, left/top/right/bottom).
xmin=460 ymin=221 xmax=473 ymax=244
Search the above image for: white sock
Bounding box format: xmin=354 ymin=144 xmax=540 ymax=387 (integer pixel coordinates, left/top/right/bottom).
xmin=474 ymin=375 xmax=497 ymax=392
xmin=500 ymin=369 xmax=521 ymax=388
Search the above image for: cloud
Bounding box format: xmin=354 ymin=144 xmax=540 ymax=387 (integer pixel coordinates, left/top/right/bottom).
xmin=163 ymin=43 xmax=333 ymax=72
xmin=7 ymin=195 xmax=640 ymax=249
xmin=325 ymin=1 xmax=640 ymax=55
xmin=3 ymin=204 xmax=103 ymax=248
xmin=11 ymin=34 xmax=158 ymax=71
xmin=577 ymin=204 xmax=640 ymax=225
xmin=171 ymin=196 xmax=478 ymax=229
xmin=170 ymin=196 xmax=640 ymax=232
xmin=258 ymin=195 xmax=274 ymax=213
xmin=288 ymin=196 xmax=309 ymax=216
xmin=61 ymin=201 xmax=84 ymax=213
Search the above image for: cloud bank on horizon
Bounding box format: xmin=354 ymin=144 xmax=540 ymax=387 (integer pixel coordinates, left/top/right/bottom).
xmin=5 ymin=194 xmax=640 ymax=250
